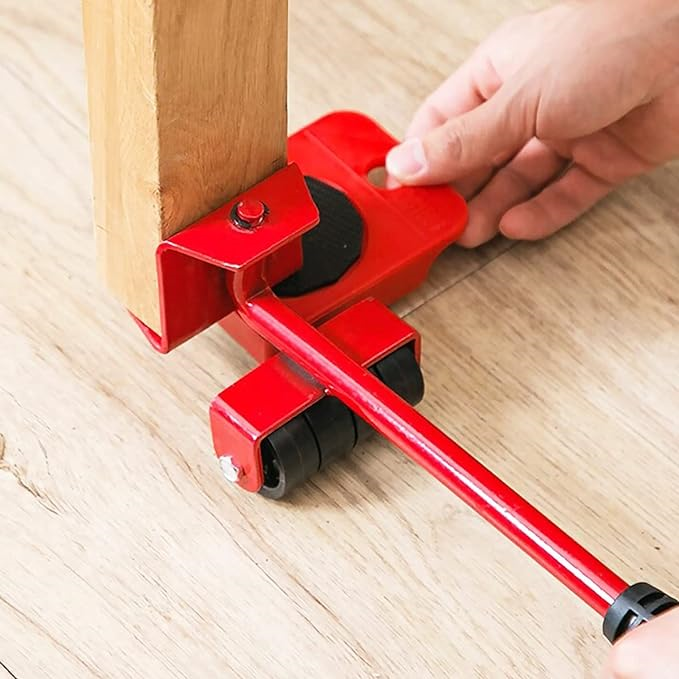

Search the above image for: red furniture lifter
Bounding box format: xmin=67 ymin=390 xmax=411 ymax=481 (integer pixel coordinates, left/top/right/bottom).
xmin=132 ymin=112 xmax=677 ymax=647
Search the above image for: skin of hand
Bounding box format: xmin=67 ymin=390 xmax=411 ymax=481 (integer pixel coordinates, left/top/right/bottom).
xmin=385 ymin=0 xmax=679 ymax=247
xmin=603 ymin=607 xmax=679 ymax=679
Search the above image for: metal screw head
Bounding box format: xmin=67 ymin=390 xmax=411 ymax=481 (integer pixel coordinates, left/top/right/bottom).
xmin=231 ymin=199 xmax=267 ymax=229
xmin=219 ymin=456 xmax=242 ymax=483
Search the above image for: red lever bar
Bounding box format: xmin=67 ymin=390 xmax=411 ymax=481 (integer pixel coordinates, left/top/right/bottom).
xmin=240 ymin=290 xmax=628 ymax=617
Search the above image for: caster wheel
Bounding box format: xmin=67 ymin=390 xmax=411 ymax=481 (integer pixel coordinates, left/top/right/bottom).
xmin=372 ymin=345 xmax=425 ymax=406
xmin=303 ymin=396 xmax=356 ymax=470
xmin=259 ymin=344 xmax=424 ymax=499
xmin=259 ymin=414 xmax=320 ymax=500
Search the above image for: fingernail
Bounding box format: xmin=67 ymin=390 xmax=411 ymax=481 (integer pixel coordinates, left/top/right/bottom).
xmin=384 ymin=175 xmax=402 ymax=190
xmin=385 ymin=138 xmax=427 ymax=181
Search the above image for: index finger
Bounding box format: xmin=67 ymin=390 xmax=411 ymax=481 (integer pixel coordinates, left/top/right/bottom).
xmin=406 ymin=52 xmax=503 ymax=139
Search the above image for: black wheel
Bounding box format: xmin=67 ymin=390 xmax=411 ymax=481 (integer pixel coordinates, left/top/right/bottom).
xmin=259 ymin=414 xmax=320 ymax=500
xmin=258 ymin=344 xmax=424 ymax=500
xmin=302 ymin=396 xmax=356 ymax=470
xmin=372 ymin=345 xmax=425 ymax=406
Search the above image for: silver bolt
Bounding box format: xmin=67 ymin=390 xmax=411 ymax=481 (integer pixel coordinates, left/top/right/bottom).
xmin=219 ymin=456 xmax=242 ymax=483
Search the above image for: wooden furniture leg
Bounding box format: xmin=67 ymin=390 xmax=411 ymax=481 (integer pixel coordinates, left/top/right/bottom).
xmin=82 ymin=0 xmax=288 ymax=332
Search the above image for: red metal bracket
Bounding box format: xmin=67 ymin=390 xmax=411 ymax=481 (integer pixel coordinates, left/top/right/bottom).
xmin=133 ymin=163 xmax=317 ymax=353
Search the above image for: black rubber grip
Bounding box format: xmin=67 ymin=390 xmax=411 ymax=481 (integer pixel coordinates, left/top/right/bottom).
xmin=603 ymin=582 xmax=679 ymax=643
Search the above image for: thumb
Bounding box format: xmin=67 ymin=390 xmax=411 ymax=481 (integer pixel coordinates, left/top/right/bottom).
xmin=603 ymin=607 xmax=679 ymax=679
xmin=386 ymin=88 xmax=534 ymax=185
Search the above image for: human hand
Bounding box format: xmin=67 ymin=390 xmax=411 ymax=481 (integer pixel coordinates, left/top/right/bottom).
xmin=603 ymin=607 xmax=679 ymax=678
xmin=385 ymin=0 xmax=679 ymax=247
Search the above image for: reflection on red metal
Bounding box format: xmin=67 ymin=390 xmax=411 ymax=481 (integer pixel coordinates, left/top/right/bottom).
xmin=131 ymin=111 xmax=629 ymax=621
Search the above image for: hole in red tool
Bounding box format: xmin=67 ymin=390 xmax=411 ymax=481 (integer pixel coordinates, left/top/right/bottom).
xmin=367 ymin=165 xmax=399 ymax=190
xmin=367 ymin=166 xmax=388 ymax=188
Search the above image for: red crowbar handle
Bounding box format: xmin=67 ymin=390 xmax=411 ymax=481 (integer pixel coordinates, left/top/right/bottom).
xmin=240 ymin=293 xmax=678 ymax=644
xmin=243 ymin=291 xmax=623 ymax=615
xmin=134 ymin=112 xmax=677 ymax=646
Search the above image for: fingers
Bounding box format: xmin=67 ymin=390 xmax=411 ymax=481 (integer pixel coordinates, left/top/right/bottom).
xmin=603 ymin=608 xmax=679 ymax=679
xmin=453 ymin=146 xmax=520 ymax=201
xmin=387 ymin=85 xmax=535 ymax=186
xmin=500 ymin=163 xmax=614 ymax=241
xmin=406 ymin=54 xmax=503 ymax=140
xmin=458 ymin=138 xmax=567 ymax=247
xmin=453 ymin=166 xmax=496 ymax=200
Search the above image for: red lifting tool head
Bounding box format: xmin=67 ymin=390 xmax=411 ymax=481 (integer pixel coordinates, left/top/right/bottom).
xmin=130 ymin=111 xmax=677 ymax=648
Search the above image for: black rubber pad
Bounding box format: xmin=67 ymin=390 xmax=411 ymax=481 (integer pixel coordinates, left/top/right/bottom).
xmin=273 ymin=177 xmax=364 ymax=297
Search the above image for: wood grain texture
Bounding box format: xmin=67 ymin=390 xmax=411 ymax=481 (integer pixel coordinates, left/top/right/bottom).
xmin=2 ymin=1 xmax=679 ymax=678
xmin=82 ymin=0 xmax=288 ymax=331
